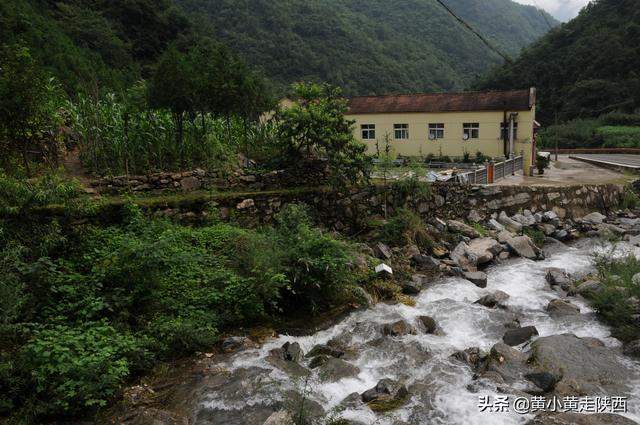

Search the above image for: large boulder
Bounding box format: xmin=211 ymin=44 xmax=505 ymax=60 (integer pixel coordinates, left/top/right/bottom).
xmin=545 ymin=268 xmax=572 ymax=290
xmin=503 ymin=326 xmax=539 ymax=346
xmin=506 ymin=235 xmax=543 ymax=260
xmin=381 ymin=320 xmax=416 ymax=337
xmin=306 ymin=344 xmax=344 ymax=359
xmin=417 ymin=315 xmax=439 ymax=334
xmin=581 ymin=212 xmax=607 ymax=225
xmin=361 ymin=379 xmax=409 ymax=412
xmin=463 ymin=271 xmax=488 ymax=288
xmin=546 ymin=299 xmax=581 ymax=317
xmin=467 ymin=237 xmax=503 ymax=265
xmin=316 ymin=358 xmax=360 ymax=382
xmin=450 ymin=242 xmax=478 ymax=272
xmin=447 ymin=220 xmax=480 ymax=238
xmin=482 ymin=342 xmax=532 ymax=384
xmin=498 ymin=211 xmax=523 ymax=233
xmin=526 ymin=412 xmax=637 ymax=425
xmin=530 ymin=334 xmax=639 ymax=397
xmin=474 ymin=290 xmax=510 ymax=309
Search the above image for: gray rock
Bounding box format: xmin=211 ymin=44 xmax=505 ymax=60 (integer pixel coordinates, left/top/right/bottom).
xmin=308 ymin=355 xmax=330 ymax=369
xmin=487 ymin=219 xmax=505 ymax=232
xmin=306 ymin=344 xmax=344 ymax=359
xmin=540 ymin=223 xmax=557 ymax=236
xmin=451 ymin=347 xmax=485 ymax=369
xmin=381 ymin=320 xmax=416 ymax=337
xmin=623 ymin=340 xmax=640 ymax=358
xmin=467 ymin=210 xmax=483 ymax=223
xmin=503 ymin=326 xmax=539 ymax=346
xmin=497 ymin=230 xmax=515 ymax=244
xmin=411 ymin=254 xmax=440 ymax=270
xmin=417 ymin=316 xmax=439 ymax=334
xmin=221 ymin=336 xmax=254 ymax=353
xmin=467 ymin=237 xmax=503 ymax=265
xmin=553 ymin=230 xmax=569 ymax=241
xmin=474 ymin=290 xmax=510 ymax=309
xmin=524 ymin=372 xmax=559 ymax=393
xmin=483 ymin=342 xmax=532 ymax=383
xmin=581 ymin=212 xmax=607 ymax=225
xmin=626 ymin=234 xmax=640 ymax=247
xmin=281 ymin=342 xmax=303 ymax=362
xmin=361 ymin=379 xmax=409 ymax=404
xmin=546 ymin=299 xmax=581 ymax=317
xmin=263 ymin=411 xmax=294 ymax=425
xmin=316 ymin=358 xmax=360 ymax=382
xmin=401 ymin=278 xmax=422 ymax=295
xmin=542 ymin=211 xmax=559 ymax=222
xmin=526 ymin=412 xmax=637 ymax=425
xmin=530 ymin=334 xmax=639 ymax=396
xmin=545 ymin=268 xmax=571 ymax=289
xmin=572 ymin=280 xmax=602 ymax=297
xmin=375 ymin=242 xmax=393 ymax=260
xmin=464 ymin=271 xmax=488 ymax=288
xmin=447 ymin=220 xmax=480 ymax=238
xmin=450 ymin=242 xmax=477 ymax=272
xmin=498 ymin=211 xmax=523 ymax=232
xmin=506 ymin=235 xmax=543 ymax=260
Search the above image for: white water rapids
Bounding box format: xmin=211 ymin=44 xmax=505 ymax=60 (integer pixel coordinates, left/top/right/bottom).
xmin=196 ymin=239 xmax=640 ymax=424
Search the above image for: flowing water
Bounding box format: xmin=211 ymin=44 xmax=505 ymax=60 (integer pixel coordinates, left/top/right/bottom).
xmin=194 ymin=239 xmax=640 ymax=424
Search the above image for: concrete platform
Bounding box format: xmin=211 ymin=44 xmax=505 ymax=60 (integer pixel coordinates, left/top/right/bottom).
xmin=570 ymin=154 xmax=640 ymax=172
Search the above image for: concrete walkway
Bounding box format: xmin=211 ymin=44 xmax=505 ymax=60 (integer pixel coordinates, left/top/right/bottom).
xmin=496 ymin=155 xmax=635 ymax=187
xmin=570 ymin=154 xmax=640 ymax=171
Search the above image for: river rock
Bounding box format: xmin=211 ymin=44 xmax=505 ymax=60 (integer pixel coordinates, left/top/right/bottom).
xmin=540 ymin=223 xmax=557 ymax=236
xmin=503 ymin=326 xmax=539 ymax=346
xmin=401 ymin=278 xmax=423 ymax=295
xmin=361 ymin=378 xmax=409 ymax=406
xmin=263 ymin=411 xmax=294 ymax=425
xmin=451 ymin=347 xmax=485 ymax=369
xmin=530 ymin=334 xmax=638 ymax=397
xmin=411 ymin=254 xmax=440 ymax=270
xmin=546 ymin=299 xmax=580 ymax=317
xmin=381 ymin=320 xmax=416 ymax=337
xmin=623 ymin=340 xmax=640 ymax=358
xmin=450 ymin=242 xmax=477 ymax=272
xmin=526 ymin=412 xmax=637 ymax=425
xmin=308 ymin=355 xmax=329 ymax=369
xmin=482 ymin=342 xmax=532 ymax=383
xmin=581 ymin=212 xmax=607 ymax=225
xmin=463 ymin=271 xmax=488 ymax=288
xmin=545 ymin=268 xmax=571 ymax=289
xmin=447 ymin=220 xmax=480 ymax=238
xmin=524 ymin=372 xmax=559 ymax=393
xmin=506 ymin=235 xmax=543 ymax=260
xmin=498 ymin=211 xmax=523 ymax=232
xmin=222 ymin=336 xmax=257 ymax=353
xmin=417 ymin=315 xmax=439 ymax=334
xmin=497 ymin=230 xmax=515 ymax=244
xmin=306 ymin=344 xmax=344 ymax=359
xmin=375 ymin=242 xmax=393 ymax=260
xmin=281 ymin=342 xmax=303 ymax=362
xmin=316 ymin=358 xmax=360 ymax=382
xmin=467 ymin=237 xmax=503 ymax=265
xmin=474 ymin=290 xmax=510 ymax=308
xmin=487 ymin=218 xmax=505 ymax=232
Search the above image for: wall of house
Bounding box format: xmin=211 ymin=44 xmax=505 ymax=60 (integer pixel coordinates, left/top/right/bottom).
xmin=346 ymin=109 xmax=536 ymax=171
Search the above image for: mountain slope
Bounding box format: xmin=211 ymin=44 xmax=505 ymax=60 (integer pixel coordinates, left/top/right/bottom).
xmin=175 ymin=0 xmax=557 ymax=95
xmin=0 ymin=0 xmax=190 ymax=92
xmin=477 ymin=0 xmax=640 ymax=123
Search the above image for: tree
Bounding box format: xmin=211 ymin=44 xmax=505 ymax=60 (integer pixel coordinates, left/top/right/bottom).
xmin=148 ymin=46 xmax=194 ymax=166
xmin=0 ymin=45 xmax=63 ymax=175
xmin=274 ymin=83 xmax=370 ymax=186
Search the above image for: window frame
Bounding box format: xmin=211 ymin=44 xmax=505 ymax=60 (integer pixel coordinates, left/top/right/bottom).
xmin=394 ymin=123 xmax=409 ymax=140
xmin=463 ymin=123 xmax=480 ymax=140
xmin=361 ymin=124 xmax=376 ymax=140
xmin=428 ymin=123 xmax=445 ymax=140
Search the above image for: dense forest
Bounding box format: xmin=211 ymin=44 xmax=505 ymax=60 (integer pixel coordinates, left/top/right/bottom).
xmin=176 ymin=0 xmax=557 ymax=94
xmin=477 ymin=0 xmax=640 ymax=125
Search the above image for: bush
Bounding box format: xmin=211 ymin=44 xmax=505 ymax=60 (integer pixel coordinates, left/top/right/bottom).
xmin=537 ymin=119 xmax=601 ymax=149
xmin=0 ymin=171 xmax=83 ymax=215
xmin=19 ymin=322 xmax=148 ymax=417
xmin=380 ymin=208 xmax=433 ymax=249
xmin=601 ymin=112 xmax=640 ymax=127
xmin=596 ymin=126 xmax=640 ymax=148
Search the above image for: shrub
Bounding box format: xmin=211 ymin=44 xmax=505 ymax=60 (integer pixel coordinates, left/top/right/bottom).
xmin=380 ymin=208 xmax=433 ymax=249
xmin=536 ymin=119 xmax=601 ymax=149
xmin=601 ymin=112 xmax=640 ymax=127
xmin=0 ymin=171 xmax=83 ymax=215
xmin=596 ymin=126 xmax=640 ymax=148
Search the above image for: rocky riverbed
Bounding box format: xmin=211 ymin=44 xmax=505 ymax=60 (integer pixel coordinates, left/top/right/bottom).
xmin=112 ymin=208 xmax=640 ymax=425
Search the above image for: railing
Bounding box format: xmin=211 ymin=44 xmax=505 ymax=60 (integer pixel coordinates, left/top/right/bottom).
xmin=541 ymin=148 xmax=640 ymax=155
xmin=458 ymin=155 xmax=523 ymax=185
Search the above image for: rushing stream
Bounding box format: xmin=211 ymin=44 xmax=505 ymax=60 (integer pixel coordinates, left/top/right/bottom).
xmin=192 ymin=239 xmax=640 ymax=425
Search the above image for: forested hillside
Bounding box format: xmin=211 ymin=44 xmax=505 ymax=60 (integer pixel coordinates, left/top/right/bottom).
xmin=0 ymin=0 xmax=190 ymax=92
xmin=477 ymin=0 xmax=640 ymax=124
xmin=175 ymin=0 xmax=557 ymax=94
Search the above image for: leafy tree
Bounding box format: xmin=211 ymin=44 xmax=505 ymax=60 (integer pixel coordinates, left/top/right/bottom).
xmin=273 ymin=83 xmax=370 ymax=186
xmin=0 ymin=45 xmax=64 ymax=174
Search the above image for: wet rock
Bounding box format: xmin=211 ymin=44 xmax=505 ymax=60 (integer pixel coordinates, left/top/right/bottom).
xmin=306 ymin=344 xmax=344 ymax=359
xmin=281 ymin=342 xmax=303 ymax=362
xmin=417 ymin=315 xmax=439 ymax=334
xmin=503 ymin=326 xmax=539 ymax=346
xmin=118 ymin=407 xmax=188 ymax=425
xmin=483 ymin=342 xmax=532 ymax=383
xmin=266 ymin=355 xmax=310 ymax=378
xmin=451 ymin=347 xmax=485 ymax=369
xmin=524 ymin=372 xmax=559 ymax=393
xmin=526 ymin=412 xmax=637 ymax=425
xmin=474 ymin=290 xmax=510 ymax=309
xmin=401 ymin=278 xmax=423 ymax=295
xmin=308 ymin=355 xmax=329 ymax=369
xmin=411 ymin=254 xmax=440 ymax=271
xmin=361 ymin=379 xmax=409 ymax=412
xmin=463 ymin=271 xmax=488 ymax=288
xmin=338 ymin=392 xmax=363 ymax=410
xmin=447 ymin=220 xmax=480 ymax=238
xmin=545 ymin=268 xmax=571 ymax=289
xmin=467 ymin=237 xmax=503 ymax=265
xmin=222 ymin=336 xmax=256 ymax=353
xmin=316 ymin=357 xmax=360 ymax=382
xmin=546 ymin=299 xmax=581 ymax=317
xmin=381 ymin=320 xmax=416 ymax=336
xmin=263 ymin=411 xmax=294 ymax=425
xmin=553 ymin=230 xmax=569 ymax=241
xmin=530 ymin=334 xmax=639 ymax=396
xmin=623 ymin=340 xmax=640 ymax=358
xmin=506 ymin=236 xmax=543 ymax=260
xmin=283 ymin=390 xmax=325 ymax=422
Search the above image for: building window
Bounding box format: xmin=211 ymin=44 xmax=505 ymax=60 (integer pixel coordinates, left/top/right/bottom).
xmin=394 ymin=124 xmax=409 ymax=140
xmin=501 ymin=122 xmax=518 ymax=140
xmin=361 ymin=124 xmax=376 ymax=140
xmin=463 ymin=123 xmax=480 ymax=139
xmin=428 ymin=123 xmax=445 ymax=139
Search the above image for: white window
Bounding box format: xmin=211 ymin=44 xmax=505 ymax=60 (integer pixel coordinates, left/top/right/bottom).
xmin=361 ymin=124 xmax=376 ymax=140
xmin=394 ymin=124 xmax=409 ymax=140
xmin=501 ymin=122 xmax=518 ymax=140
xmin=428 ymin=123 xmax=445 ymax=139
xmin=463 ymin=123 xmax=480 ymax=139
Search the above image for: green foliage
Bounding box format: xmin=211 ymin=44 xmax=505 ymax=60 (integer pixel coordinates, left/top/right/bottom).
xmin=391 ymin=177 xmax=432 ymax=200
xmin=176 ymin=0 xmax=555 ymax=94
xmin=591 ymin=252 xmax=640 ymax=342
xmin=601 ymin=112 xmax=640 ymax=127
xmin=273 ymin=83 xmax=370 ymax=186
xmin=596 ymin=126 xmax=640 ymax=148
xmin=523 ymin=228 xmax=545 ymax=248
xmin=535 ymin=154 xmax=550 ymax=174
xmin=537 ymin=119 xmax=601 ymax=149
xmin=478 ymin=0 xmax=640 ymax=123
xmin=379 ymin=208 xmax=433 ymax=250
xmin=0 ymin=172 xmax=83 ymax=216
xmin=621 ymin=187 xmax=640 ymax=210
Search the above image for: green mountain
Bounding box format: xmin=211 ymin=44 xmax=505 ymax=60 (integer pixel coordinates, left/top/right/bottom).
xmin=0 ymin=0 xmax=190 ymax=92
xmin=175 ymin=0 xmax=557 ymax=95
xmin=477 ymin=0 xmax=640 ymax=124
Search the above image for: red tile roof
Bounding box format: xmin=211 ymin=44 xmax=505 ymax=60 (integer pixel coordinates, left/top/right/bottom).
xmin=347 ymin=89 xmax=535 ymax=114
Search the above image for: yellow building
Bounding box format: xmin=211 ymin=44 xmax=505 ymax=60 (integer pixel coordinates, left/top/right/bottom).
xmin=346 ymin=88 xmax=538 ymax=172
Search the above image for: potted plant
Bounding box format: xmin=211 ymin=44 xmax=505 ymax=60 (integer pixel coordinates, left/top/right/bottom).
xmin=536 ymin=154 xmax=550 ymax=175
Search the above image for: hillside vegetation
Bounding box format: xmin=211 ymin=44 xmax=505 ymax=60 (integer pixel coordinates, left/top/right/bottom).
xmin=477 ymin=0 xmax=640 ymax=125
xmin=176 ymin=0 xmax=556 ymax=94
